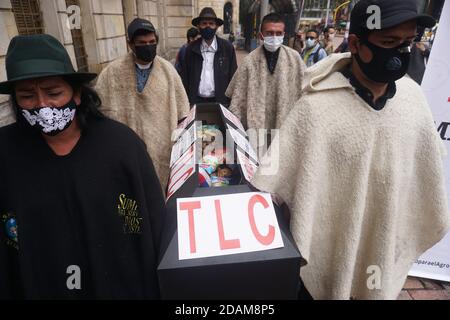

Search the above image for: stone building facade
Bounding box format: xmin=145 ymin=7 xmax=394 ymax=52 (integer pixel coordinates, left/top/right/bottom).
xmin=0 ymin=0 xmax=239 ymax=120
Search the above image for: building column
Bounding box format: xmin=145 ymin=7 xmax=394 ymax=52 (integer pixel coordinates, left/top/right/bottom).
xmin=0 ymin=0 xmax=18 ymax=127
xmin=122 ymin=0 xmax=138 ymax=28
xmin=78 ymin=0 xmax=102 ymax=73
xmin=80 ymin=0 xmax=127 ymax=72
xmin=40 ymin=0 xmax=79 ymax=70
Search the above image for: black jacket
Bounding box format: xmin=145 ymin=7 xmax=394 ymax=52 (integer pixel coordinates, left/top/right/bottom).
xmin=0 ymin=118 xmax=165 ymax=299
xmin=181 ymin=36 xmax=237 ymax=106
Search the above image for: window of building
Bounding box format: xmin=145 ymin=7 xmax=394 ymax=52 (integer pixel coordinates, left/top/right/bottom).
xmin=10 ymin=0 xmax=45 ymax=35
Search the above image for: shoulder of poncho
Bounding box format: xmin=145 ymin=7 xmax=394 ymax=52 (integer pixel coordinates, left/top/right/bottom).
xmin=395 ymin=76 xmax=436 ymax=121
xmin=101 ymin=53 xmax=133 ymax=74
xmin=396 ymin=76 xmax=426 ymax=99
xmin=297 ymin=74 xmax=435 ymax=132
xmin=241 ymin=46 xmax=264 ymax=66
xmin=154 ymin=56 xmax=176 ymax=73
xmin=241 ymin=45 xmax=302 ymax=68
xmin=153 ymin=56 xmax=182 ymax=83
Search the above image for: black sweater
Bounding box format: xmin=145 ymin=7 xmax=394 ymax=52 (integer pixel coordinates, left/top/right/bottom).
xmin=0 ymin=117 xmax=165 ymax=299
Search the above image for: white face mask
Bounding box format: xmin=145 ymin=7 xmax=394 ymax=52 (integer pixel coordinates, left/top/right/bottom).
xmin=263 ymin=35 xmax=284 ymax=52
xmin=305 ymin=38 xmax=316 ymax=49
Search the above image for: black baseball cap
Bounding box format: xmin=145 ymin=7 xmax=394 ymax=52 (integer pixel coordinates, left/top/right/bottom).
xmin=127 ymin=18 xmax=156 ymax=41
xmin=350 ymin=0 xmax=436 ymax=37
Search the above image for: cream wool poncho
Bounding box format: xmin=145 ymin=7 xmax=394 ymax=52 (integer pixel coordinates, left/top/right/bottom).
xmin=225 ymin=45 xmax=305 ymax=131
xmin=0 ymin=103 xmax=14 ymax=128
xmin=251 ymin=53 xmax=450 ymax=300
xmin=95 ymin=53 xmax=189 ymax=189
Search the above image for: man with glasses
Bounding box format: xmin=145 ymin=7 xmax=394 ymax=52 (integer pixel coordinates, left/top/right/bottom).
xmin=251 ymin=0 xmax=449 ymax=299
xmin=301 ymin=29 xmax=328 ymax=67
xmin=95 ymin=18 xmax=189 ymax=192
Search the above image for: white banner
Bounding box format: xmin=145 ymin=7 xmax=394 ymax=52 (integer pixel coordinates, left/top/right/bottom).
xmin=170 ymin=121 xmax=197 ymax=167
xmin=226 ymin=124 xmax=258 ymax=161
xmin=177 ymin=192 xmax=284 ymax=260
xmin=220 ymin=104 xmax=246 ymax=132
xmin=237 ymin=148 xmax=258 ymax=182
xmin=167 ymin=144 xmax=196 ymax=200
xmin=409 ymin=1 xmax=450 ymax=282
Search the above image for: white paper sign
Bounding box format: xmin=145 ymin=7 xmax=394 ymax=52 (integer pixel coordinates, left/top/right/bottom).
xmin=226 ymin=124 xmax=258 ymax=161
xmin=237 ymin=148 xmax=258 ymax=182
xmin=177 ymin=192 xmax=284 ymax=260
xmin=170 ymin=122 xmax=197 ymax=167
xmin=167 ymin=144 xmax=196 ymax=200
xmin=408 ymin=2 xmax=450 ymax=282
xmin=173 ymin=106 xmax=196 ymax=141
xmin=220 ymin=104 xmax=246 ymax=132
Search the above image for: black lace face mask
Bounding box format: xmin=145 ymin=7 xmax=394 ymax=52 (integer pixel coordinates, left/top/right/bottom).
xmin=19 ymin=99 xmax=77 ymax=136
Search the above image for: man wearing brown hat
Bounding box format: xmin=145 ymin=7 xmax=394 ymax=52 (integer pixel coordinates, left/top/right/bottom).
xmin=181 ymin=7 xmax=237 ymax=106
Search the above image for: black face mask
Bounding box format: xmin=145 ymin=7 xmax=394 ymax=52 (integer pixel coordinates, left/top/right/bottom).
xmin=199 ymin=27 xmax=216 ymax=41
xmin=134 ymin=44 xmax=157 ymax=62
xmin=355 ymin=38 xmax=411 ymax=84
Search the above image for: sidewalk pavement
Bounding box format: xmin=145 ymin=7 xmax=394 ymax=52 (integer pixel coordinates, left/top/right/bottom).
xmin=399 ymin=277 xmax=450 ymax=300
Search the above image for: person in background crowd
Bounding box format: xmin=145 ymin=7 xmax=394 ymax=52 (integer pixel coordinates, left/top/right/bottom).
xmin=0 ymin=34 xmax=165 ymax=299
xmin=334 ymin=36 xmax=349 ymax=53
xmin=251 ymin=0 xmax=449 ymax=300
xmin=228 ymin=31 xmax=235 ymax=45
xmin=288 ymin=28 xmax=305 ymax=55
xmin=95 ymin=18 xmax=189 ymax=192
xmin=407 ymin=26 xmax=431 ymax=84
xmin=301 ymin=29 xmax=328 ymax=67
xmin=181 ymin=7 xmax=237 ymax=106
xmin=320 ymin=26 xmax=336 ymax=55
xmin=175 ymin=27 xmax=201 ymax=75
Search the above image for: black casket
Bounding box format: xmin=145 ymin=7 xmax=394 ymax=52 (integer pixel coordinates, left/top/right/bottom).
xmin=157 ymin=103 xmax=303 ymax=299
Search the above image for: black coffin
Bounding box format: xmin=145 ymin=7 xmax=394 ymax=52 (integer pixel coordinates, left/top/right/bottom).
xmin=158 ymin=103 xmax=303 ymax=300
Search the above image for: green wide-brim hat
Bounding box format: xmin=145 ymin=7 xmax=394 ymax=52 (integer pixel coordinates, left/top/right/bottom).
xmin=0 ymin=34 xmax=97 ymax=94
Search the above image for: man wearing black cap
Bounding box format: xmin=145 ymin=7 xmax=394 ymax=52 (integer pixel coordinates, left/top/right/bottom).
xmin=181 ymin=7 xmax=237 ymax=106
xmin=95 ymin=18 xmax=189 ymax=191
xmin=251 ymin=0 xmax=450 ymax=299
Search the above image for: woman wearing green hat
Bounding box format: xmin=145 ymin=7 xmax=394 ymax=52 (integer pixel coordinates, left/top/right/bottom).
xmin=0 ymin=34 xmax=165 ymax=299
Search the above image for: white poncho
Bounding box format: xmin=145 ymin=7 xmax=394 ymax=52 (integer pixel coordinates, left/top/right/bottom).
xmin=251 ymin=53 xmax=450 ymax=299
xmin=226 ymin=45 xmax=305 ymax=131
xmin=95 ymin=53 xmax=189 ymax=189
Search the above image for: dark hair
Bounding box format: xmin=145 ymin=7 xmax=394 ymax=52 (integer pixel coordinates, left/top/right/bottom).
xmin=131 ymin=29 xmax=159 ymax=43
xmin=306 ymin=29 xmax=319 ymax=38
xmin=323 ymin=26 xmax=335 ymax=33
xmin=12 ymin=76 xmax=104 ymax=131
xmin=260 ymin=13 xmax=285 ymax=32
xmin=186 ymin=27 xmax=199 ymax=41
